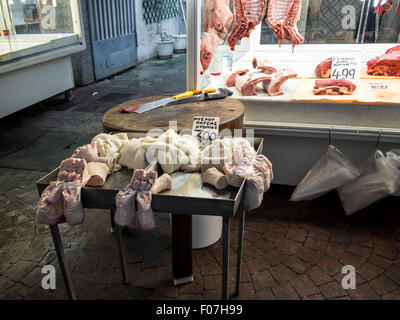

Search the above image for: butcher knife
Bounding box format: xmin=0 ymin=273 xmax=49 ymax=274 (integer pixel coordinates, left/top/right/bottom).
xmin=120 ymin=88 xmax=233 ymax=114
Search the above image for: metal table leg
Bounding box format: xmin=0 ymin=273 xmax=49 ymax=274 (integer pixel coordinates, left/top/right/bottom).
xmin=112 ymin=209 xmax=128 ymax=284
xmin=172 ymin=214 xmax=194 ymax=285
xmin=234 ymin=210 xmax=245 ymax=297
xmin=222 ymin=216 xmax=230 ymax=300
xmin=110 ymin=209 xmax=116 ymax=234
xmin=49 ymin=225 xmax=76 ymax=300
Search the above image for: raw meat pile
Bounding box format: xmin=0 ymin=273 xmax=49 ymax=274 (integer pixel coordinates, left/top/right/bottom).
xmin=367 ymin=45 xmax=400 ymax=77
xmin=225 ymin=57 xmax=297 ymax=96
xmin=375 ymin=0 xmax=400 ymax=15
xmin=313 ymin=79 xmax=356 ymax=95
xmin=36 ymin=137 xmax=122 ymax=226
xmin=37 ymin=158 xmax=89 ymax=226
xmin=114 ymin=169 xmax=172 ymax=230
xmin=266 ymin=0 xmax=304 ymax=49
xmin=201 ymin=0 xmax=304 ymax=71
xmin=200 ymin=138 xmax=273 ymax=210
xmin=315 ymin=58 xmax=332 ymax=78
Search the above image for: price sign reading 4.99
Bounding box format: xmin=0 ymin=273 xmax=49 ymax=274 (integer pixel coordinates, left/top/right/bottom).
xmin=331 ymin=56 xmax=361 ymax=81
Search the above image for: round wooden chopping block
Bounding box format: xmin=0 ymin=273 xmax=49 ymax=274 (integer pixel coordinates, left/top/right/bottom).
xmin=102 ymin=96 xmax=245 ymax=134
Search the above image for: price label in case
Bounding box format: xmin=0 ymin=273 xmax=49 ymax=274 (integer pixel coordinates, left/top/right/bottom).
xmin=331 ymin=56 xmax=361 ymax=81
xmin=369 ymin=82 xmax=388 ymax=89
xmin=192 ymin=116 xmax=220 ymax=144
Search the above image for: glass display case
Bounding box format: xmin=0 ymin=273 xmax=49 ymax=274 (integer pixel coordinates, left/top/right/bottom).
xmin=187 ymin=0 xmax=400 ymax=185
xmin=0 ymin=0 xmax=81 ymax=63
xmin=0 ymin=0 xmax=84 ymax=119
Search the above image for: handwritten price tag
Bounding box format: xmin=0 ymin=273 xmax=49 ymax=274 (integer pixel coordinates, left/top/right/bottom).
xmin=192 ymin=116 xmax=220 ymax=145
xmin=331 ymin=56 xmax=361 ymax=81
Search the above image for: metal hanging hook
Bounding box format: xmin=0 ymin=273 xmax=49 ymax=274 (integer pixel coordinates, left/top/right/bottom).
xmin=376 ymin=129 xmax=382 ymax=148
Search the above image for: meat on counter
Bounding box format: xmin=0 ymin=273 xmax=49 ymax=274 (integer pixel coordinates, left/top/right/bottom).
xmin=37 ymin=158 xmax=89 ymax=226
xmin=115 ymin=169 xmax=171 ymax=231
xmin=87 ymin=162 xmax=110 ymax=187
xmin=225 ymin=69 xmax=250 ymax=87
xmin=367 ymin=45 xmax=400 ymax=77
xmin=252 ymin=57 xmax=277 ymax=74
xmin=315 ymin=58 xmax=332 ymax=78
xmin=313 ymin=79 xmax=356 ymax=95
xmin=262 ymin=68 xmax=297 ymax=96
xmin=202 ymin=167 xmax=229 ymax=190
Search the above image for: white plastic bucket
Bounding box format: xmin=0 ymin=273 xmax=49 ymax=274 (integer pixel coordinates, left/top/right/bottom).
xmin=192 ymin=215 xmax=222 ymax=249
xmin=156 ymin=40 xmax=174 ymax=59
xmin=173 ymin=34 xmax=187 ymax=53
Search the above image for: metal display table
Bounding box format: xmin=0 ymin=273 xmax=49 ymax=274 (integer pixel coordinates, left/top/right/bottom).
xmin=102 ymin=95 xmax=246 ymax=286
xmin=36 ymin=137 xmax=262 ymax=300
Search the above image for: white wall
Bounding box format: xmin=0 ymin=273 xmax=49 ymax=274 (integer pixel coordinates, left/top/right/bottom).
xmin=135 ymin=0 xmax=186 ymax=63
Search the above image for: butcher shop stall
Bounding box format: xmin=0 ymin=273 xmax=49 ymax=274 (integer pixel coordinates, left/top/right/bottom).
xmin=190 ymin=0 xmax=400 ymax=186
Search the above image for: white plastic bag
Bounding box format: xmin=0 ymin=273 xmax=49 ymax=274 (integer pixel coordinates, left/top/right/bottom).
xmin=386 ymin=149 xmax=400 ymax=196
xmin=337 ymin=150 xmax=400 ymax=215
xmin=291 ymin=145 xmax=361 ymax=201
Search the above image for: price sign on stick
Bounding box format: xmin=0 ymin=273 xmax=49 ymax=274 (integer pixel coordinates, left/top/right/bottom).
xmin=331 ymin=56 xmax=361 ymax=81
xmin=192 ymin=116 xmax=220 ymax=146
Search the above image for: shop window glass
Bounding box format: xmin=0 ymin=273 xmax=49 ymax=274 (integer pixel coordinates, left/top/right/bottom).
xmin=0 ymin=0 xmax=81 ymax=63
xmin=260 ymin=0 xmax=400 ymax=45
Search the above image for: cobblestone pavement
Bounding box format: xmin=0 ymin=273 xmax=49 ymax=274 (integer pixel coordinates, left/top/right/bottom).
xmin=0 ymin=54 xmax=400 ymax=300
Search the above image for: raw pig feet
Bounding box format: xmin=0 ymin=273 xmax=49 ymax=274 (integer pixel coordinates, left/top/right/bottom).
xmin=137 ymin=191 xmax=155 ymax=230
xmin=114 ymin=189 xmax=138 ymax=227
xmin=62 ymin=183 xmax=84 ymax=226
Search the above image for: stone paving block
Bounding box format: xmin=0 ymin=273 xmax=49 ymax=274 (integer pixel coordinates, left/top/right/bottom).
xmin=276 ymin=238 xmax=301 ymax=255
xmin=252 ymin=270 xmax=278 ymax=290
xmin=203 ymin=289 xmax=221 ymax=300
xmin=319 ymin=281 xmax=349 ymax=299
xmin=318 ymin=255 xmax=341 ymax=276
xmin=179 ymin=277 xmax=204 ymax=294
xmin=385 ymin=265 xmax=400 ymax=285
xmin=154 ymin=282 xmax=179 ymax=298
xmin=290 ymin=274 xmax=320 ymax=298
xmin=382 ymin=289 xmax=400 ymax=300
xmin=326 ymin=242 xmax=347 ymax=259
xmin=341 ymin=252 xmax=367 ymax=269
xmin=3 ymin=260 xmax=36 ymax=281
xmin=305 ymin=237 xmax=328 ymax=253
xmin=245 ymin=259 xmax=270 ymax=274
xmin=306 ymin=266 xmax=333 ymax=286
xmin=285 ymin=257 xmax=311 ymax=274
xmin=296 ymin=247 xmax=323 ymax=265
xmin=0 ymin=276 xmax=15 ymax=295
xmin=270 ymin=264 xmax=297 ymax=284
xmin=134 ymin=268 xmax=159 ymax=290
xmin=0 ymin=283 xmax=30 ymax=300
xmin=373 ymin=245 xmax=397 ymax=260
xmin=254 ymin=288 xmax=275 ymax=300
xmin=348 ymin=283 xmax=380 ymax=300
xmin=370 ymin=275 xmax=398 ymax=296
xmin=231 ymin=282 xmax=255 ymax=300
xmin=286 ymin=227 xmax=307 ymax=243
xmin=264 ymin=248 xmax=289 ymax=266
xmin=203 ymin=275 xmax=221 ymax=291
xmin=272 ymin=283 xmax=299 ymax=300
xmin=357 ymin=262 xmax=384 ymax=281
xmin=254 ymin=238 xmax=275 ymax=252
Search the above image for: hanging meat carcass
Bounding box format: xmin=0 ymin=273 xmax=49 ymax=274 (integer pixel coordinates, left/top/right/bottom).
xmin=201 ymin=0 xmax=234 ymax=70
xmin=226 ymin=0 xmax=268 ymax=50
xmin=375 ymin=0 xmax=394 ymax=15
xmin=266 ymin=0 xmax=304 ymax=49
xmin=367 ymin=45 xmax=400 ymax=77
